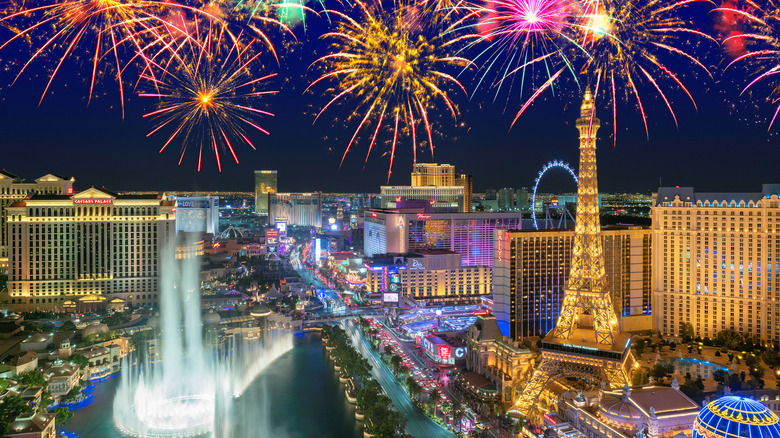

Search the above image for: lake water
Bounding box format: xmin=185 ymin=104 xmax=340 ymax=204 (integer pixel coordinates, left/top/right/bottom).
xmin=64 ymin=333 xmax=363 ymax=438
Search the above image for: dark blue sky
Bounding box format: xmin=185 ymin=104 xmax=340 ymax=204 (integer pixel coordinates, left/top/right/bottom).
xmin=0 ymin=4 xmax=777 ymax=195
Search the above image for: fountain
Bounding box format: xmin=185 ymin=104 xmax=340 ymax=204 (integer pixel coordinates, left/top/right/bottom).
xmin=113 ymin=245 xmax=293 ymax=437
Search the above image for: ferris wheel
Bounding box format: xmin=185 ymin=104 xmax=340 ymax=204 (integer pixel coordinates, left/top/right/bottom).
xmin=532 ymin=160 xmax=579 ymax=230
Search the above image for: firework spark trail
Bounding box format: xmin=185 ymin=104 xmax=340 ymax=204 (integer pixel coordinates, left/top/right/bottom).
xmin=309 ymin=0 xmax=467 ymax=179
xmin=452 ymin=0 xmax=584 ymax=103
xmin=575 ymin=0 xmax=715 ymax=140
xmin=0 ymin=0 xmax=289 ymax=113
xmin=140 ymin=22 xmax=277 ymax=171
xmin=716 ymin=0 xmax=780 ymax=130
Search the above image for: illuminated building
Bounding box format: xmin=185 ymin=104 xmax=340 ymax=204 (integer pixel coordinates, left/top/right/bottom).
xmin=455 ymin=173 xmax=473 ymax=213
xmin=1 ymin=187 xmax=176 ymax=312
xmin=411 ymin=163 xmax=455 ymax=187
xmin=363 ymin=208 xmax=522 ymax=266
xmin=562 ymin=382 xmax=700 ymax=438
xmin=380 ymin=186 xmax=464 ymax=212
xmin=515 ymin=89 xmax=632 ymax=413
xmin=516 ymin=188 xmax=529 ymax=211
xmin=175 ymin=196 xmax=219 ymax=235
xmin=692 ymin=395 xmax=780 ymax=438
xmin=0 ymin=172 xmax=74 ymax=269
xmin=465 ymin=315 xmax=534 ymax=405
xmin=269 ymin=192 xmax=322 ymax=228
xmin=381 ymin=163 xmax=465 ymax=213
xmin=254 ymin=170 xmax=277 ymax=215
xmin=493 ymin=225 xmax=652 ymax=340
xmin=364 ymin=249 xmax=491 ymax=303
xmin=653 ymin=185 xmax=780 ymax=344
xmin=498 ymin=188 xmax=515 ymax=211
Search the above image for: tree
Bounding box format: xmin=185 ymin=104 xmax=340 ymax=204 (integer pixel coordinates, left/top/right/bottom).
xmin=383 ymin=345 xmax=393 ymax=357
xmin=405 ymin=376 xmax=422 ymax=401
xmin=716 ymin=330 xmax=742 ymax=350
xmin=58 ymin=321 xmax=76 ymax=332
xmin=650 ymin=363 xmax=674 ymax=381
xmin=53 ymin=406 xmax=74 ymax=428
xmin=634 ymin=341 xmax=645 ymax=357
xmin=18 ymin=371 xmax=47 ymax=389
xmin=713 ymin=369 xmax=727 ymax=384
xmin=728 ymin=372 xmax=742 ymax=390
xmin=0 ymin=394 xmax=33 ymax=424
xmin=390 ymin=354 xmax=402 ymax=376
xmin=429 ymin=389 xmax=441 ymax=418
xmin=680 ymin=322 xmax=695 ymax=343
xmin=452 ymin=405 xmax=465 ymax=435
xmin=68 ymin=354 xmax=89 ymax=368
xmin=680 ymin=379 xmax=705 ymax=405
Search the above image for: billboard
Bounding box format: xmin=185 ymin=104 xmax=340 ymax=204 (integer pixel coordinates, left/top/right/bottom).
xmin=382 ymin=293 xmax=399 ymax=303
xmin=383 ymin=267 xmax=401 ymax=308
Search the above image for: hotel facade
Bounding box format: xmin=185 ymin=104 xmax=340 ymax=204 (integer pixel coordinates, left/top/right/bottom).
xmin=254 ymin=170 xmax=277 ymax=215
xmin=363 ymin=208 xmax=523 ymax=267
xmin=269 ymin=192 xmax=322 ymax=228
xmin=653 ymin=185 xmax=780 ymax=344
xmin=1 ymin=187 xmax=176 ymax=312
xmin=493 ymin=225 xmax=652 ymax=340
xmin=364 ymin=249 xmax=492 ymax=302
xmin=0 ymin=172 xmax=74 ymax=268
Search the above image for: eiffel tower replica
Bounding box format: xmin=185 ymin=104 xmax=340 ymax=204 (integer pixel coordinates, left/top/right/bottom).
xmin=514 ymin=88 xmax=633 ymax=413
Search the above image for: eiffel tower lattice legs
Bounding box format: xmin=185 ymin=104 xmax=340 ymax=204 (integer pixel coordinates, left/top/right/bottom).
xmin=514 ymin=352 xmax=632 ymax=414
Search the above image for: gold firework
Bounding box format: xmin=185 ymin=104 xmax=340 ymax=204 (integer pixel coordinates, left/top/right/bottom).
xmin=308 ymin=0 xmax=468 ymax=179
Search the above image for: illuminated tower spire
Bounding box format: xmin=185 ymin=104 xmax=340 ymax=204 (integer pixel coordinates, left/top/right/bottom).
xmin=551 ymin=87 xmax=618 ymax=345
xmin=514 ymin=89 xmax=631 ymax=414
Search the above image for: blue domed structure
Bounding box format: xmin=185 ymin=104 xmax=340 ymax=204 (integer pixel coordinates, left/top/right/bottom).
xmin=693 ymin=396 xmax=780 ymax=438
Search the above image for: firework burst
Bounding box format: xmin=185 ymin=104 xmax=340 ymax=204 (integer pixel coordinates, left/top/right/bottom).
xmin=716 ymin=0 xmax=780 ymax=129
xmin=140 ymin=23 xmax=277 ymax=171
xmin=570 ymin=0 xmax=716 ymax=140
xmin=308 ymin=0 xmax=468 ymax=179
xmin=454 ymin=0 xmax=582 ymax=102
xmin=0 ymin=0 xmax=193 ymax=114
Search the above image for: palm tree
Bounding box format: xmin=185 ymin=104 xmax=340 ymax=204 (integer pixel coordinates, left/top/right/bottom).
xmin=452 ymin=406 xmax=465 ymax=436
xmin=391 ymin=354 xmax=403 ymax=376
xmin=429 ymin=388 xmax=441 ymax=418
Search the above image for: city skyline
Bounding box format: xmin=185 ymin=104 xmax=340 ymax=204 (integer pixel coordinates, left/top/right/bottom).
xmin=0 ymin=3 xmax=778 ymax=195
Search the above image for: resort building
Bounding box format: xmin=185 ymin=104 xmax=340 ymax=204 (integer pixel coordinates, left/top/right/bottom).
xmin=5 ymin=412 xmax=56 ymax=438
xmin=380 ymin=186 xmax=464 ymax=213
xmin=0 ymin=172 xmax=74 ymax=269
xmin=269 ymin=192 xmax=322 ymax=228
xmin=561 ymin=383 xmax=700 ymax=438
xmin=364 ymin=249 xmax=491 ymax=303
xmin=652 ymin=185 xmax=780 ymax=344
xmin=493 ymin=225 xmax=653 ymax=340
xmin=454 ymin=173 xmax=473 ymax=213
xmin=254 ymin=170 xmax=277 ymax=215
xmin=175 ymin=196 xmax=219 ymax=235
xmin=364 ymin=208 xmax=523 ymax=267
xmin=2 ymin=187 xmax=176 ymax=312
xmin=464 ymin=315 xmax=534 ymax=406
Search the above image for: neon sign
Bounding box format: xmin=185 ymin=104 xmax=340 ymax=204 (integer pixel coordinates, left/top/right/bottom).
xmin=411 ymin=259 xmax=424 ymax=269
xmin=416 ymin=213 xmax=431 ymax=220
xmin=438 ymin=345 xmax=451 ymax=359
xmin=454 ymin=347 xmax=466 ymax=358
xmin=73 ymin=198 xmax=112 ymax=205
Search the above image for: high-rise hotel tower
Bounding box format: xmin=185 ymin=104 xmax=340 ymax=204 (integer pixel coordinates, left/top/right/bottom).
xmin=0 ymin=172 xmax=74 ymax=269
xmin=1 ymin=187 xmax=176 ymax=312
xmin=653 ymin=185 xmax=780 ymax=344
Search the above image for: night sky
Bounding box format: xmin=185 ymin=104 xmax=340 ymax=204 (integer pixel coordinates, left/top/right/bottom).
xmin=0 ymin=4 xmax=777 ymax=195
